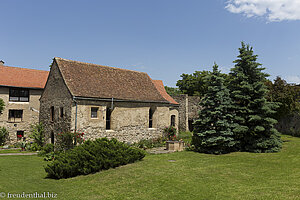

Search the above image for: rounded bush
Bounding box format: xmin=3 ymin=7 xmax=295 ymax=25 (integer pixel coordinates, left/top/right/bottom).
xmin=44 ymin=138 xmax=146 ymax=179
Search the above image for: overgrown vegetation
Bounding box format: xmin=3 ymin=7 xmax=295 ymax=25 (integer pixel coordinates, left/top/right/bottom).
xmin=0 ymin=127 xmax=8 ymax=146
xmin=44 ymin=138 xmax=146 ymax=179
xmin=266 ymin=76 xmax=300 ymax=121
xmin=29 ymin=123 xmax=45 ymax=151
xmin=0 ymin=98 xmax=5 ymax=114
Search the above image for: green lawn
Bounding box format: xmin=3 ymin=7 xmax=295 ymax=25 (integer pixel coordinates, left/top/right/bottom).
xmin=0 ymin=135 xmax=299 ymax=200
xmin=0 ymin=149 xmax=34 ymax=154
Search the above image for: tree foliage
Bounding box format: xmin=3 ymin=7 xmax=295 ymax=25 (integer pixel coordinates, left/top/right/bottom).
xmin=0 ymin=127 xmax=9 ymax=146
xmin=164 ymin=86 xmax=182 ymax=96
xmin=176 ymin=70 xmax=211 ymax=96
xmin=0 ymin=98 xmax=5 ymax=114
xmin=266 ymin=76 xmax=300 ymax=120
xmin=192 ymin=64 xmax=237 ymax=154
xmin=176 ymin=70 xmax=231 ymax=96
xmin=30 ymin=123 xmax=45 ymax=148
xmin=229 ymin=42 xmax=282 ymax=153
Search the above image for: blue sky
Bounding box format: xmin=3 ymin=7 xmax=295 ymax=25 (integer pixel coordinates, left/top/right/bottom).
xmin=1 ymin=0 xmax=300 ymax=87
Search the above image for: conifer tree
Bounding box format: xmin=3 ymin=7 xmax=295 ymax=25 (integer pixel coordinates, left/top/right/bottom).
xmin=192 ymin=64 xmax=237 ymax=154
xmin=229 ymin=42 xmax=282 ymax=152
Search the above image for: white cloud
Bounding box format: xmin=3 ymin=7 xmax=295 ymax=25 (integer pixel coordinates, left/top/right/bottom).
xmin=225 ymin=0 xmax=300 ymax=22
xmin=284 ymin=75 xmax=300 ymax=84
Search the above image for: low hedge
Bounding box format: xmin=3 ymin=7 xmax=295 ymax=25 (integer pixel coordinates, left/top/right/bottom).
xmin=44 ymin=138 xmax=146 ymax=179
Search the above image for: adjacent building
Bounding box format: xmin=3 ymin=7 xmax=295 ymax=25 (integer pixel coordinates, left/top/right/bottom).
xmin=40 ymin=58 xmax=179 ymax=144
xmin=0 ymin=62 xmax=49 ymax=144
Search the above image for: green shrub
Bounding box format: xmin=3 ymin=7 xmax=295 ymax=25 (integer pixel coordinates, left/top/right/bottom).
xmin=29 ymin=123 xmax=44 ymax=148
xmin=38 ymin=143 xmax=55 ymax=156
xmin=44 ymin=138 xmax=146 ymax=179
xmin=289 ymin=127 xmax=300 ymax=137
xmin=0 ymin=127 xmax=8 ymax=146
xmin=29 ymin=142 xmax=42 ymax=151
xmin=56 ymin=131 xmax=85 ymax=151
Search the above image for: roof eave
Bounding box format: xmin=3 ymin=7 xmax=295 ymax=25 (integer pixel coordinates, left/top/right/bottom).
xmin=72 ymin=96 xmax=172 ymax=104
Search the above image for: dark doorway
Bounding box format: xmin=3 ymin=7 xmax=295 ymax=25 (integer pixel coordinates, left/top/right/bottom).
xmin=188 ymin=120 xmax=194 ymax=132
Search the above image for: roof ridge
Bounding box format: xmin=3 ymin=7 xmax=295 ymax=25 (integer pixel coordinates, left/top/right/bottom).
xmin=0 ymin=65 xmax=48 ymax=73
xmin=54 ymin=57 xmax=146 ymax=74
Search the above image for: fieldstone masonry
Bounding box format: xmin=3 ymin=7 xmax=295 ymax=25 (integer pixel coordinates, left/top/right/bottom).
xmin=171 ymin=95 xmax=201 ymax=131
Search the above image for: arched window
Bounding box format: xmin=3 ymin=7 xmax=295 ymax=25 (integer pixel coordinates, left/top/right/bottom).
xmin=149 ymin=108 xmax=154 ymax=128
xmin=171 ymin=115 xmax=176 ymax=127
xmin=106 ymin=108 xmax=111 ymax=130
xmin=50 ymin=132 xmax=55 ymax=144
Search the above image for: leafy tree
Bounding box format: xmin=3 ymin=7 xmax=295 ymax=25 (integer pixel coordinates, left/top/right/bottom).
xmin=0 ymin=98 xmax=5 ymax=114
xmin=176 ymin=70 xmax=231 ymax=96
xmin=229 ymin=42 xmax=282 ymax=153
xmin=164 ymin=86 xmax=182 ymax=96
xmin=266 ymin=76 xmax=300 ymax=120
xmin=176 ymin=70 xmax=211 ymax=96
xmin=192 ymin=64 xmax=237 ymax=154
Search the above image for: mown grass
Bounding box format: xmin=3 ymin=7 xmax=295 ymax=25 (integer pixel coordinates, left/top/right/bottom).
xmin=0 ymin=135 xmax=299 ymax=200
xmin=0 ymin=149 xmax=34 ymax=154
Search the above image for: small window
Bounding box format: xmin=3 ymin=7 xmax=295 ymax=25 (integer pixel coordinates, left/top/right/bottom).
xmin=106 ymin=108 xmax=111 ymax=130
xmin=50 ymin=106 xmax=54 ymax=122
xmin=149 ymin=108 xmax=153 ymax=128
xmin=60 ymin=107 xmax=64 ymax=118
xmin=9 ymin=88 xmax=29 ymax=102
xmin=91 ymin=107 xmax=98 ymax=118
xmin=9 ymin=110 xmax=23 ymax=122
xmin=17 ymin=131 xmax=24 ymax=140
xmin=171 ymin=115 xmax=176 ymax=127
xmin=50 ymin=132 xmax=54 ymax=144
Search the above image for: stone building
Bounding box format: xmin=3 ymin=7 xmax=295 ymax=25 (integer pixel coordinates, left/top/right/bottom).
xmin=40 ymin=58 xmax=179 ymax=144
xmin=0 ymin=63 xmax=49 ymax=144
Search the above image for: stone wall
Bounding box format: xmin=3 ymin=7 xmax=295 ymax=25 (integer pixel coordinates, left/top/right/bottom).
xmin=70 ymin=100 xmax=178 ymax=143
xmin=0 ymin=87 xmax=43 ymax=144
xmin=40 ymin=61 xmax=73 ymax=144
xmin=172 ymin=95 xmax=201 ymax=131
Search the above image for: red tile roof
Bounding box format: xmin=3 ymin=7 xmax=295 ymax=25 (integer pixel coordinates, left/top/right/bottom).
xmin=0 ymin=65 xmax=49 ymax=89
xmin=54 ymin=58 xmax=170 ymax=103
xmin=151 ymin=80 xmax=178 ymax=105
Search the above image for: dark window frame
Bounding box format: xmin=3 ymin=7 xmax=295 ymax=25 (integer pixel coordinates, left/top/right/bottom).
xmin=106 ymin=108 xmax=111 ymax=130
xmin=149 ymin=108 xmax=154 ymax=128
xmin=50 ymin=132 xmax=55 ymax=144
xmin=171 ymin=115 xmax=176 ymax=127
xmin=9 ymin=88 xmax=29 ymax=102
xmin=8 ymin=110 xmax=23 ymax=122
xmin=50 ymin=106 xmax=55 ymax=122
xmin=16 ymin=131 xmax=24 ymax=139
xmin=60 ymin=107 xmax=64 ymax=118
xmin=91 ymin=107 xmax=98 ymax=119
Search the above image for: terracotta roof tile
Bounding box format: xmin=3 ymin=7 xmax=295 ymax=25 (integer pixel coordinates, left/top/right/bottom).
xmin=152 ymin=80 xmax=179 ymax=105
xmin=0 ymin=65 xmax=49 ymax=89
xmin=54 ymin=58 xmax=169 ymax=103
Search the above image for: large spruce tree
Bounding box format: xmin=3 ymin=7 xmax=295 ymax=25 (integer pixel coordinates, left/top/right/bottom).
xmin=192 ymin=64 xmax=237 ymax=154
xmin=229 ymin=42 xmax=282 ymax=152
